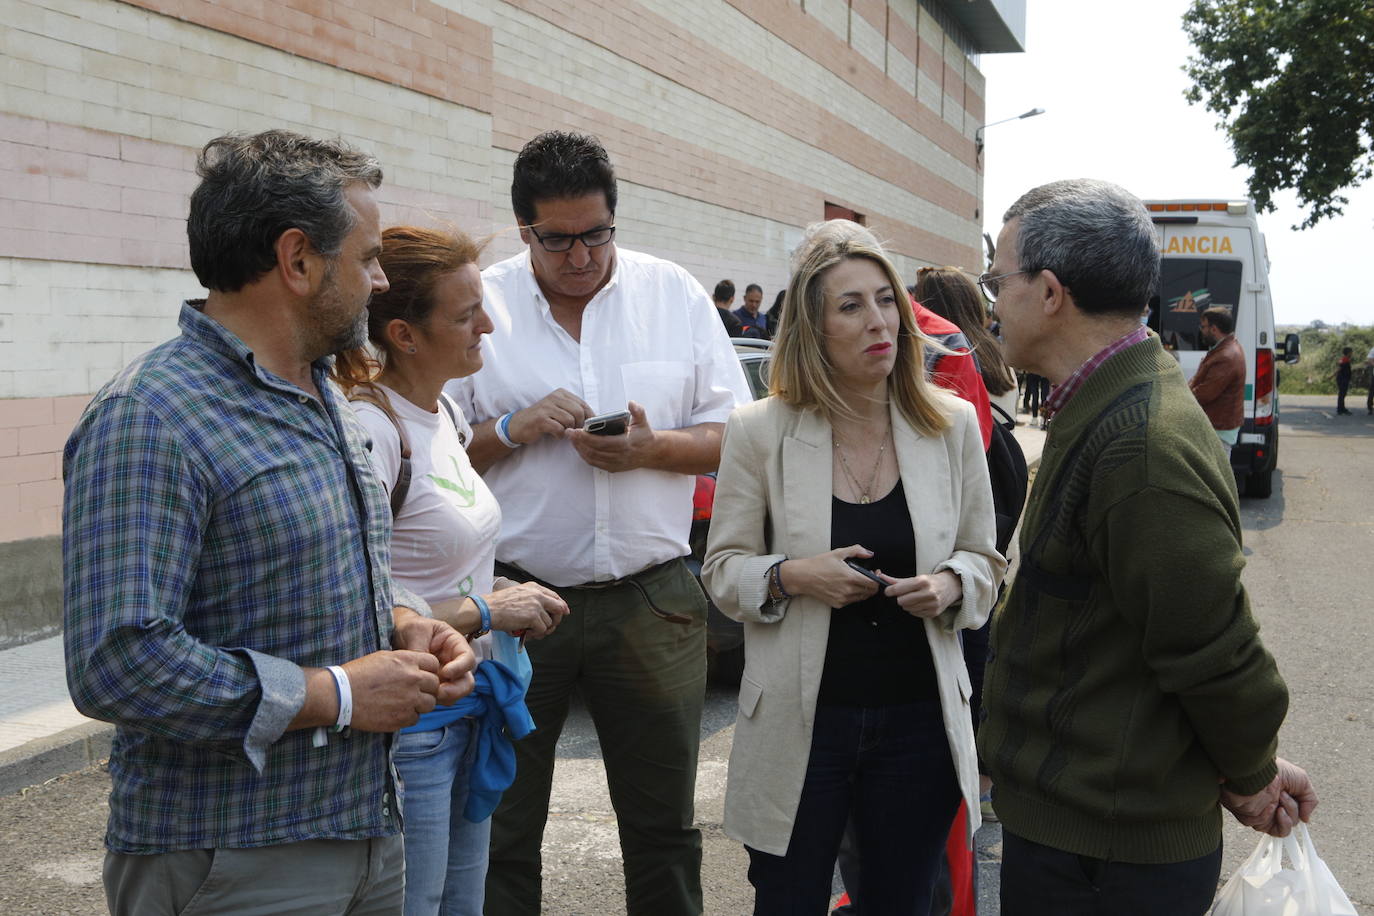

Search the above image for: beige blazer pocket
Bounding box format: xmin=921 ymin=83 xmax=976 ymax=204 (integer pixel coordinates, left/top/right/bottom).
xmin=738 ymin=674 xmax=764 ymax=718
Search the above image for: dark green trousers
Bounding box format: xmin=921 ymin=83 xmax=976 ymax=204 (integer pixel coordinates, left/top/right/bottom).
xmin=484 ymin=558 xmax=707 ymax=916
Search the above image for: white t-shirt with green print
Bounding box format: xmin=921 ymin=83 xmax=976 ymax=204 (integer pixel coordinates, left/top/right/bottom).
xmin=355 ymin=385 xmax=501 ymax=617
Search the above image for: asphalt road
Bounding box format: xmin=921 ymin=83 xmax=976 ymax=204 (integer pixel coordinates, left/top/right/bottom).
xmin=0 ymin=395 xmax=1368 ymax=914
xmin=1211 ymin=394 xmax=1373 ymax=909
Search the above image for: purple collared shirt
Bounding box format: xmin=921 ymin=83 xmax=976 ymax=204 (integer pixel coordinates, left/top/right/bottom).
xmin=1042 ymin=325 xmax=1151 ymax=422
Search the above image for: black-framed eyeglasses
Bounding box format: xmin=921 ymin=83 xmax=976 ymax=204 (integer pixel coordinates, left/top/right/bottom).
xmin=529 ymin=225 xmax=616 ymax=252
xmin=977 ymin=269 xmax=1033 ymax=303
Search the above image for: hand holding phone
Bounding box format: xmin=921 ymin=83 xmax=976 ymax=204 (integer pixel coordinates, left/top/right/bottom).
xmin=844 ymin=559 xmax=887 ymax=589
xmin=567 ymin=402 xmax=648 ymax=473
xmin=583 ymin=409 xmax=630 ymax=436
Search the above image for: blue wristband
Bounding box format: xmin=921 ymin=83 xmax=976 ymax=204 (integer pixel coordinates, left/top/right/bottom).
xmin=470 ymin=594 xmax=493 ymax=637
xmin=494 ymin=412 xmax=520 ymax=449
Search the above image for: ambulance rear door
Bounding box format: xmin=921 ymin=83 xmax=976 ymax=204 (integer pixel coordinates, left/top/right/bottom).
xmin=1149 ymin=222 xmax=1253 ymax=394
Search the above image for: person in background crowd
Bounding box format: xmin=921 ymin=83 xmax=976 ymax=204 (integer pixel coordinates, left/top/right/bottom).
xmin=905 ymin=287 xmax=993 ymax=449
xmin=1021 ymin=371 xmax=1049 ymax=428
xmin=1366 ymin=344 xmax=1374 ymax=415
xmin=1189 ymin=306 xmax=1247 ymax=446
xmin=979 ymin=178 xmax=1316 ymax=916
xmin=766 ymin=288 xmax=786 ymax=338
xmin=734 ymin=283 xmax=770 ymax=339
xmin=714 ymin=278 xmax=744 ymax=337
xmin=448 ymin=129 xmax=751 ymax=916
xmin=703 ymin=220 xmax=1004 ymax=916
xmin=334 ymin=225 xmax=571 ymax=916
xmin=1335 ymin=346 xmax=1354 ymax=415
xmin=916 ymin=266 xmax=1019 ymax=424
xmin=912 ymin=263 xmax=1029 ymax=916
xmin=63 ymin=129 xmax=476 ymax=915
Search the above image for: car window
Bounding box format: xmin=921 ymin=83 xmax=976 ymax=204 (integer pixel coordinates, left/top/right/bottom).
xmin=740 ymin=356 xmax=770 ymax=400
xmin=1151 ymin=258 xmax=1243 ymax=351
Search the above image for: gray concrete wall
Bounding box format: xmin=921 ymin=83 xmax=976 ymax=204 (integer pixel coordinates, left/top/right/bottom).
xmin=0 ymin=537 xmax=62 ymax=649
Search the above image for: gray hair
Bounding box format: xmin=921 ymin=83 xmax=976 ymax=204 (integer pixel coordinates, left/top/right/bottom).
xmin=1003 ymin=179 xmax=1159 ymax=316
xmin=188 ymin=130 xmax=383 ymax=293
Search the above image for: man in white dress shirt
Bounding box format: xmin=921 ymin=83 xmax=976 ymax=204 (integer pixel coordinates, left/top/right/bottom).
xmin=448 ymin=130 xmax=750 ymax=916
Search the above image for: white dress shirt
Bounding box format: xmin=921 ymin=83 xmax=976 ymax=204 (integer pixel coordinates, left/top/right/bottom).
xmin=447 ymin=247 xmax=751 ymax=586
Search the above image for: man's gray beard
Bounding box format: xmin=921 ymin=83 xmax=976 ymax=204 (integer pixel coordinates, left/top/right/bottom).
xmin=329 ymin=306 xmax=369 ymax=354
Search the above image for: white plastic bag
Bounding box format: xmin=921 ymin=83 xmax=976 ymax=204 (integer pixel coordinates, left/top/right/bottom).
xmin=1210 ymin=824 xmax=1358 ymax=915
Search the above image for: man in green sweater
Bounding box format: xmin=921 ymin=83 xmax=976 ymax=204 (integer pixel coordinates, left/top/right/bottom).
xmin=977 ymin=179 xmax=1317 ymax=915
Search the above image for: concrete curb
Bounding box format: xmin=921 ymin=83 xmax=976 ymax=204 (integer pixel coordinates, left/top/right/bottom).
xmin=0 ymin=720 xmax=111 ymax=797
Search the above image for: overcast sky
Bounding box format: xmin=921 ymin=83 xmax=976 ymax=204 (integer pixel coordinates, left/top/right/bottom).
xmin=977 ymin=0 xmax=1373 ymax=327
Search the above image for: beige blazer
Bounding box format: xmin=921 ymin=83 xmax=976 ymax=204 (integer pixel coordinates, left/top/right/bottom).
xmin=701 ymin=394 xmax=1005 ymax=856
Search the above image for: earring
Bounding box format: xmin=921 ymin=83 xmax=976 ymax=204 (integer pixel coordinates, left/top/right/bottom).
xmin=408 ymin=347 xmax=417 ymax=354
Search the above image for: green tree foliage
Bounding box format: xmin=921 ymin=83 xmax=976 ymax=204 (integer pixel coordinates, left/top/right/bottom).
xmin=1183 ymin=0 xmax=1374 ymax=228
xmin=1277 ymin=325 xmax=1374 ymax=394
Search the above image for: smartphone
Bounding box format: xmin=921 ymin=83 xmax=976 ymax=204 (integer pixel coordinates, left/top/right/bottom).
xmin=844 ymin=559 xmax=886 ymax=588
xmin=584 ymin=409 xmax=631 ymax=436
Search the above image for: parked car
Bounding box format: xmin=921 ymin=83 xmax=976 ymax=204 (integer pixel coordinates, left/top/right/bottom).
xmin=688 ymin=338 xmax=771 ymax=685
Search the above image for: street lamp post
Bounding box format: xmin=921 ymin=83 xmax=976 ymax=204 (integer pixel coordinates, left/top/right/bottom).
xmin=975 ymin=107 xmax=1045 ymax=157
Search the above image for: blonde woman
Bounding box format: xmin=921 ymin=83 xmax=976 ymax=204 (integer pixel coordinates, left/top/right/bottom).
xmin=702 ymin=221 xmax=1004 ymax=915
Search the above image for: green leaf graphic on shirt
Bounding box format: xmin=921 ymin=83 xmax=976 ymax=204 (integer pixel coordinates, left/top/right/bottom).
xmin=428 ymin=457 xmax=477 ymax=507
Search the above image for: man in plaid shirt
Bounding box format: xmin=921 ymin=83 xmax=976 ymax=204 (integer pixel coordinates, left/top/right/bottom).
xmin=62 ymin=130 xmax=476 ymax=915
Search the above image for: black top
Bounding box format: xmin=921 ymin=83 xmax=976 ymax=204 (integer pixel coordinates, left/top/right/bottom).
xmin=716 ymin=306 xmax=742 ymax=337
xmin=817 ymin=480 xmax=939 ymax=706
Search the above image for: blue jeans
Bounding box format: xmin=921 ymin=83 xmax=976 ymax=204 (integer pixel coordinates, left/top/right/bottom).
xmin=396 ymin=719 xmax=491 ymax=916
xmin=745 ymin=700 xmax=961 ymax=916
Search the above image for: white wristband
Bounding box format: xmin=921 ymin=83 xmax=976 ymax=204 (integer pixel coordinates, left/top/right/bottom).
xmin=493 ymin=412 xmax=520 ymax=449
xmin=327 ymin=665 xmax=352 ymax=731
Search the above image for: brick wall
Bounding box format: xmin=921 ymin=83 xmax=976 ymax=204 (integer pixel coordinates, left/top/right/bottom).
xmin=0 ymin=394 xmax=90 ymax=542
xmin=0 ymin=0 xmax=992 ymax=590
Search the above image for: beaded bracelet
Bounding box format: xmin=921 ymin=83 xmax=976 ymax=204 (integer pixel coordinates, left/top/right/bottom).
xmin=766 ymin=560 xmax=790 ymax=602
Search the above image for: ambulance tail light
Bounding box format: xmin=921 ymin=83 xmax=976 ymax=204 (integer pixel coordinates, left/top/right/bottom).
xmin=1254 ymin=349 xmax=1275 ymax=426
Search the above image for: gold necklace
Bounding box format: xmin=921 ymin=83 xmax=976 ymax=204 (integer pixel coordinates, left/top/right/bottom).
xmin=833 ymin=425 xmax=890 ymax=504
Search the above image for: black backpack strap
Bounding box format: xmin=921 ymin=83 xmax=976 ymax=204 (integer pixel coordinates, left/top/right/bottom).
xmin=351 ymin=388 xmax=412 ymax=517
xmin=437 ymin=394 xmax=466 ymax=446
xmin=390 ymin=447 xmax=412 ymax=518
xmin=989 ymin=400 xmax=1016 ymax=431
xmin=986 ymin=421 xmax=1029 ymax=556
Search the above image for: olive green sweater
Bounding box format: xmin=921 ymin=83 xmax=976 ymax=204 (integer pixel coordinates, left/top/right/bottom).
xmin=979 ymin=335 xmax=1287 ymax=864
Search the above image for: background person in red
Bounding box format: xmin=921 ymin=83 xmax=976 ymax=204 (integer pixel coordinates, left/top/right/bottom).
xmin=1334 ymin=346 xmax=1354 ymax=415
xmin=910 ymin=283 xmax=993 ymax=916
xmin=911 ymin=291 xmax=993 ymax=450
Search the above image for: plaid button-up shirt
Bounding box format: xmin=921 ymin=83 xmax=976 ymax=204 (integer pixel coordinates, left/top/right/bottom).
xmin=1042 ymin=326 xmax=1151 ymax=422
xmin=63 ymin=302 xmax=419 ymax=854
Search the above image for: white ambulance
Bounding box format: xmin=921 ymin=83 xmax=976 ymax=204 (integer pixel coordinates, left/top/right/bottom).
xmin=1143 ymin=199 xmax=1300 ymax=498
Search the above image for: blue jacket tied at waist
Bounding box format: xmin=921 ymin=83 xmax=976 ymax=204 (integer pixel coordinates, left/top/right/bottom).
xmin=401 ymin=652 xmax=535 ymax=823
